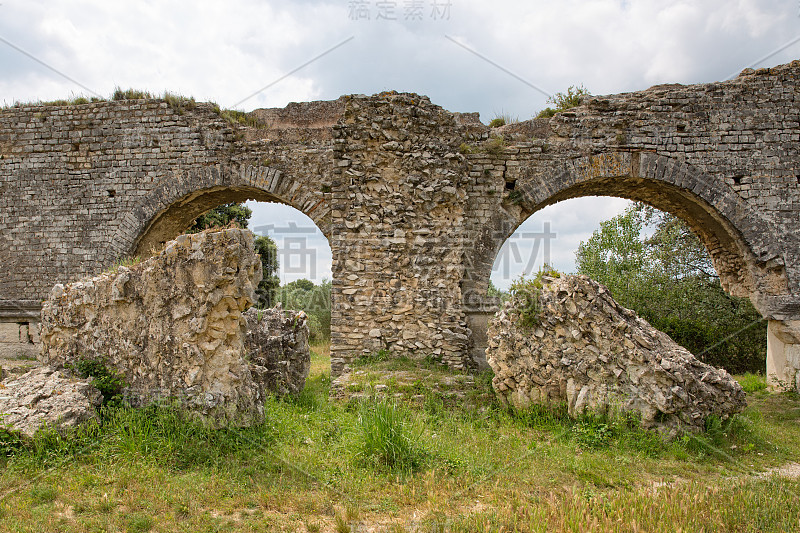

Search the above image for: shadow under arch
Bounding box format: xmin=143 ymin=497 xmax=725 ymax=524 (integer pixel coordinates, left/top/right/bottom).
xmin=467 ymin=152 xmax=789 ymax=313
xmin=106 ymin=164 xmax=331 ymax=260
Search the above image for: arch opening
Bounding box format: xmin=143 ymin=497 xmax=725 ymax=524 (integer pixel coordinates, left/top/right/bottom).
xmin=127 ymin=186 xmax=335 ymax=379
xmin=470 ymin=180 xmax=772 ymax=375
xmin=132 ymin=185 xmax=330 ymax=259
xmin=509 ymin=175 xmax=768 ymax=301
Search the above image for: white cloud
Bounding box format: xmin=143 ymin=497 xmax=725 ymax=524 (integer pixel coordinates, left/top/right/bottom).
xmin=491 ymin=196 xmax=632 ymax=289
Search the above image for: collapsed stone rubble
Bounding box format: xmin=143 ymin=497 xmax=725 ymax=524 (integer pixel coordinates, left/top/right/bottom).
xmin=37 ymin=229 xmax=309 ymax=425
xmin=486 ymin=274 xmax=746 ymax=434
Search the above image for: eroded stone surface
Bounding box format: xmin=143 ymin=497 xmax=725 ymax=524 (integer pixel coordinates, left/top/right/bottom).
xmin=40 ymin=229 xmax=265 ymax=421
xmin=486 ymin=275 xmax=747 ymax=434
xmin=243 ymin=305 xmax=311 ymax=396
xmin=0 ymin=366 xmax=101 ymax=438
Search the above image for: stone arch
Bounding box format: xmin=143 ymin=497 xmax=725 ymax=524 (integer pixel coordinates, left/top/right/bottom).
xmin=466 ymin=152 xmax=789 ymax=316
xmin=107 ymin=164 xmax=331 ymax=262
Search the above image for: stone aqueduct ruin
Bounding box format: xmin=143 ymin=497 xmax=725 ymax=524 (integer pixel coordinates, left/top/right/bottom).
xmin=1 ymin=61 xmax=800 ymax=389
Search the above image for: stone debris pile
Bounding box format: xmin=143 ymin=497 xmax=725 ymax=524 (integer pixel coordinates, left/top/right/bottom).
xmin=37 ymin=229 xmax=309 ymax=425
xmin=486 ymin=274 xmax=746 ymax=434
xmin=0 ymin=367 xmax=101 ymax=438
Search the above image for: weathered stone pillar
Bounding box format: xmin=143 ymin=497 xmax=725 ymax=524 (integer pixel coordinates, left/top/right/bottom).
xmin=766 ymin=320 xmax=800 ymax=391
xmin=327 ymin=93 xmax=476 ymax=375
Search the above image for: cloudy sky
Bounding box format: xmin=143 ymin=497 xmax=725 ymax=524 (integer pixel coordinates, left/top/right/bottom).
xmin=2 ymin=0 xmax=798 ymax=287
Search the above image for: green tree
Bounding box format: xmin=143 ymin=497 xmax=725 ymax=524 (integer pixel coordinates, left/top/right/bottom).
xmin=190 ymin=203 xmax=280 ymax=307
xmin=284 ymin=278 xmax=315 ymax=292
xmin=254 ymin=236 xmax=280 ymax=308
xmin=537 ymin=85 xmax=590 ymax=118
xmin=189 ymin=203 xmax=252 ymax=233
xmin=487 ymin=280 xmax=509 ymax=301
xmin=575 ymin=203 xmax=766 ymax=374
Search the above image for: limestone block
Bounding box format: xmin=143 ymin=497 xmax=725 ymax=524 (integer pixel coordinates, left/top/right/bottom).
xmin=0 ymin=366 xmax=101 ymax=438
xmin=40 ymin=229 xmax=265 ymax=422
xmin=767 ymin=320 xmax=800 ymax=391
xmin=486 ymin=275 xmax=746 ymax=436
xmin=243 ymin=305 xmax=310 ymax=396
xmin=0 ymin=323 xmax=21 ymax=344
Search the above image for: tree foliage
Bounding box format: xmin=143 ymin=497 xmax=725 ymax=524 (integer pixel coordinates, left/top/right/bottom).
xmin=254 ymin=236 xmax=280 ymax=308
xmin=575 ymin=203 xmax=766 ymax=374
xmin=275 ymin=278 xmax=331 ymax=343
xmin=189 ymin=203 xmax=252 ymax=233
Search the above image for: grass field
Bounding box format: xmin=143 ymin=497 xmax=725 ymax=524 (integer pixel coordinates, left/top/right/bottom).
xmin=0 ymin=342 xmax=798 ymax=532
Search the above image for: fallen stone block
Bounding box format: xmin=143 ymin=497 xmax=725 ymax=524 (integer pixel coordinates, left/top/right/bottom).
xmin=40 ymin=229 xmax=266 ymax=422
xmin=486 ymin=274 xmax=746 ymax=435
xmin=0 ymin=366 xmax=101 ymax=438
xmin=244 ymin=305 xmax=311 ymax=396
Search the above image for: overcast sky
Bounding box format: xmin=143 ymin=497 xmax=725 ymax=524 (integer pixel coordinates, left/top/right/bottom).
xmin=2 ymin=0 xmax=798 ymax=287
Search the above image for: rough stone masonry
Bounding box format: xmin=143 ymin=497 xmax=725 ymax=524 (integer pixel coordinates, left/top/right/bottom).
xmin=39 ymin=228 xmax=310 ymax=421
xmin=2 ymin=61 xmax=800 ymax=388
xmin=486 ymin=275 xmax=746 ymax=434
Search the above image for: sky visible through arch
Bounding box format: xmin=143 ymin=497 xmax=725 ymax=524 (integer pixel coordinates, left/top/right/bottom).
xmin=2 ymin=0 xmax=798 ymax=287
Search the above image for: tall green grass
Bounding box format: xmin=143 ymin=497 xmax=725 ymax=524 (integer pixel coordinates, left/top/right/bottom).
xmin=355 ymin=399 xmax=428 ymax=474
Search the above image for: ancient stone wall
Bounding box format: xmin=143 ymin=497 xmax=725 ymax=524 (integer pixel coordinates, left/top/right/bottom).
xmin=3 ymin=62 xmax=800 ymax=382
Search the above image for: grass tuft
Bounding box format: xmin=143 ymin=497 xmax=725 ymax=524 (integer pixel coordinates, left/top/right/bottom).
xmin=489 ymin=112 xmax=518 ymax=128
xmin=112 ymin=87 xmax=153 ymax=101
xmin=162 ymin=92 xmax=196 ymax=115
xmin=355 ymin=399 xmax=427 ymax=473
xmin=28 ymin=484 xmax=57 ymax=506
xmin=738 ymin=372 xmax=768 ymax=393
xmin=126 ymin=513 xmax=154 ymax=532
xmin=211 ymin=105 xmax=264 ymax=128
xmin=104 ymin=255 xmax=141 ymax=274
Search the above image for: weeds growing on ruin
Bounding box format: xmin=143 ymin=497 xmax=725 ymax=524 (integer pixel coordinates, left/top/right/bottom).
xmin=489 ymin=112 xmax=519 ymax=128
xmin=65 ymin=357 xmax=126 ymax=407
xmin=536 ymin=84 xmax=590 ymax=118
xmin=104 ymin=255 xmax=141 ymax=275
xmin=210 ymin=105 xmax=264 ymax=128
xmin=162 ymin=92 xmax=196 ymax=115
xmin=508 ymin=267 xmax=561 ymax=328
xmin=112 ymin=88 xmax=153 ymax=101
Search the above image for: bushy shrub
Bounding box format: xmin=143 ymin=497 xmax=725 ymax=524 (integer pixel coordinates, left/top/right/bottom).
xmin=508 ymin=267 xmax=560 ymax=328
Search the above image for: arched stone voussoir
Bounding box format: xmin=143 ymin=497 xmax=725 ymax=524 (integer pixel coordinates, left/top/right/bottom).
xmin=107 ymin=164 xmax=330 ymax=262
xmin=497 ymin=152 xmax=789 ymax=306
